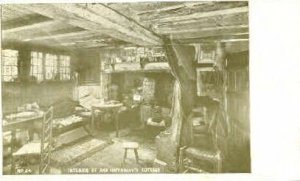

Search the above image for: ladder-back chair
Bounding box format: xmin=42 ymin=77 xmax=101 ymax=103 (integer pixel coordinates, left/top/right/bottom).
xmin=12 ymin=106 xmax=54 ymax=174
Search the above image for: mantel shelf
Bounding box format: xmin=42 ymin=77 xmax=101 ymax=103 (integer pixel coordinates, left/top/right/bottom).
xmin=102 ymin=62 xmax=170 ymax=73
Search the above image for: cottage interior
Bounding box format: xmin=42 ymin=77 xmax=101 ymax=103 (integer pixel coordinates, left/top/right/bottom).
xmin=1 ymin=2 xmax=250 ymax=174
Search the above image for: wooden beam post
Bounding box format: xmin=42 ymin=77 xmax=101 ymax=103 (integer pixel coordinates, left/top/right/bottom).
xmin=155 ymin=37 xmax=197 ymax=171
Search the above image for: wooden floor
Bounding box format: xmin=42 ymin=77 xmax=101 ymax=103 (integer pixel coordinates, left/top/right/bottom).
xmin=3 ymin=127 xmax=158 ymax=175
xmin=53 ymin=127 xmax=157 ymax=174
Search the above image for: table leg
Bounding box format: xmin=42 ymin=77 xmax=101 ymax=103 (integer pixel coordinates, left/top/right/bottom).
xmin=123 ymin=148 xmax=127 ymax=164
xmin=10 ymin=130 xmax=16 ymax=174
xmin=91 ymin=107 xmax=95 ymax=131
xmin=134 ymin=148 xmax=139 ymax=163
xmin=114 ymin=110 xmax=119 ymax=137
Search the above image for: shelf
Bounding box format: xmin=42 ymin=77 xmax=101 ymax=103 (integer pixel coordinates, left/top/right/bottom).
xmin=103 ymin=62 xmax=170 ymax=73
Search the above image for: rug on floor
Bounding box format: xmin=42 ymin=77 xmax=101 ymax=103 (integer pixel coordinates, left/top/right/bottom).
xmin=51 ymin=138 xmax=111 ymax=167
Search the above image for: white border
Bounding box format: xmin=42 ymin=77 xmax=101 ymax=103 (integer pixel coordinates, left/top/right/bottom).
xmin=1 ymin=0 xmax=300 ymax=180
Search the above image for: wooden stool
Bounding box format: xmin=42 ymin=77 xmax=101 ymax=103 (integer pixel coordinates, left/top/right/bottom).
xmin=122 ymin=142 xmax=139 ymax=164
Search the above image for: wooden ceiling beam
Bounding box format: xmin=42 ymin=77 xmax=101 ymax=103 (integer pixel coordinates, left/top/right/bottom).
xmin=37 ymin=34 xmax=127 ymax=49
xmin=11 ymin=4 xmax=126 ymax=45
xmin=60 ymin=42 xmax=109 ymax=47
xmin=139 ymin=2 xmax=247 ymax=22
xmin=3 ymin=20 xmax=60 ymax=34
xmin=177 ymin=34 xmax=249 ymax=44
xmin=136 ymin=2 xmax=208 ymax=15
xmin=225 ymin=41 xmax=249 ymax=53
xmin=74 ymin=4 xmax=162 ymax=45
xmin=34 ymin=35 xmax=114 ymax=47
xmin=171 ymin=27 xmax=249 ymax=40
xmin=23 ymin=30 xmax=92 ymax=42
xmin=154 ymin=12 xmax=248 ymax=31
xmin=2 ymin=14 xmax=51 ymax=30
xmin=150 ymin=6 xmax=248 ymax=24
xmin=14 ymin=4 xmax=162 ymax=46
xmin=156 ymin=24 xmax=248 ymax=35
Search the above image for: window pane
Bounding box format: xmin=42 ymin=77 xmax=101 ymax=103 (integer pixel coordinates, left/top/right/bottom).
xmin=2 ymin=49 xmax=18 ymax=57
xmin=61 ymin=59 xmax=65 ymax=66
xmin=59 ymin=55 xmax=70 ymax=80
xmin=45 ymin=71 xmax=52 ymax=80
xmin=32 ymin=58 xmax=36 ymax=65
xmin=32 ymin=66 xmax=37 ymax=74
xmin=3 ymin=76 xmax=11 ymax=82
xmin=30 ymin=51 xmax=44 ymax=80
xmin=37 ymin=74 xmax=43 ymax=81
xmin=44 ymin=53 xmax=58 ymax=80
xmin=1 ymin=49 xmax=18 ymax=82
xmin=3 ymin=66 xmax=11 ymax=75
xmin=38 ymin=65 xmax=43 ymax=73
xmin=31 ymin=52 xmax=37 ymax=58
xmin=12 ymin=67 xmax=18 ymax=75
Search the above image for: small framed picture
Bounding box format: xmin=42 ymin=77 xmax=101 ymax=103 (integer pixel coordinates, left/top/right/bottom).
xmin=195 ymin=43 xmax=216 ymax=64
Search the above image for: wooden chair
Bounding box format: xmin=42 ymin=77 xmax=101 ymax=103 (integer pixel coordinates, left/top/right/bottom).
xmin=178 ymin=107 xmax=225 ymax=173
xmin=12 ymin=107 xmax=54 ymax=174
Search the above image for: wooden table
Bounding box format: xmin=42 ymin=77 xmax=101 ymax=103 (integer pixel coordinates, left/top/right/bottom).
xmin=3 ymin=111 xmax=44 ymax=132
xmin=3 ymin=111 xmax=44 ymax=174
xmin=91 ymin=103 xmax=123 ymax=137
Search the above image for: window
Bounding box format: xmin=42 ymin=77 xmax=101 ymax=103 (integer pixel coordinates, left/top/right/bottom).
xmin=30 ymin=51 xmax=71 ymax=81
xmin=59 ymin=55 xmax=71 ymax=80
xmin=45 ymin=53 xmax=58 ymax=80
xmin=30 ymin=52 xmax=43 ymax=81
xmin=2 ymin=49 xmax=18 ymax=82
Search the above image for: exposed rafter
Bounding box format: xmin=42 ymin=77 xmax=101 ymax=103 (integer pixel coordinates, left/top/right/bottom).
xmin=23 ymin=30 xmax=91 ymax=42
xmin=150 ymin=6 xmax=248 ymax=24
xmin=136 ymin=2 xmax=208 ymax=15
xmin=156 ymin=25 xmax=248 ymax=35
xmin=3 ymin=20 xmax=60 ymax=34
xmin=60 ymin=41 xmax=108 ymax=48
xmin=74 ymin=4 xmax=162 ymax=45
xmin=153 ymin=12 xmax=248 ymax=31
xmin=13 ymin=4 xmax=162 ymax=46
xmin=171 ymin=27 xmax=249 ymax=40
xmin=2 ymin=3 xmax=249 ymax=50
xmin=178 ymin=34 xmax=249 ymax=44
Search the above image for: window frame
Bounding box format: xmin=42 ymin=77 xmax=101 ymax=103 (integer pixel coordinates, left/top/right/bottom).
xmin=1 ymin=49 xmax=19 ymax=82
xmin=59 ymin=55 xmax=71 ymax=81
xmin=30 ymin=51 xmax=44 ymax=82
xmin=30 ymin=51 xmax=71 ymax=82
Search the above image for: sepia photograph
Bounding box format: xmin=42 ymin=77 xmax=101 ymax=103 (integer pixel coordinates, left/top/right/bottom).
xmin=0 ymin=1 xmax=250 ymax=175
